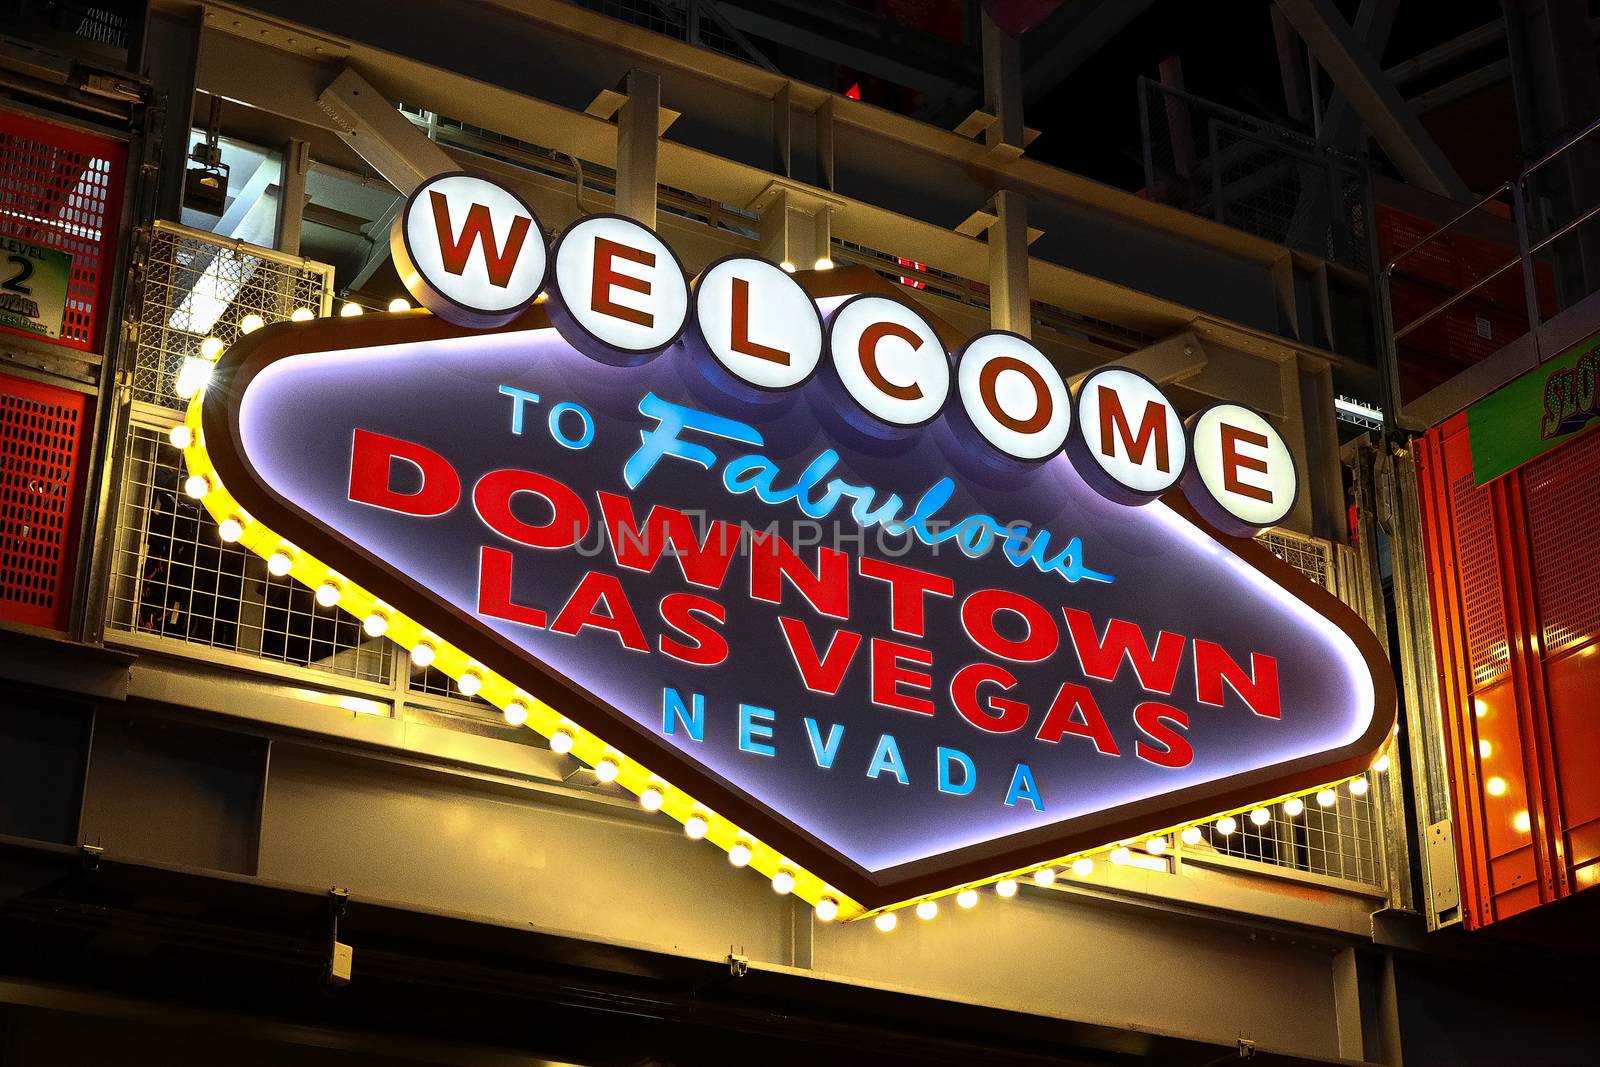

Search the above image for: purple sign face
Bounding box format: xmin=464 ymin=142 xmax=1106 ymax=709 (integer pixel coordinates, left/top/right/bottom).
xmin=199 ymin=274 xmax=1394 ymax=912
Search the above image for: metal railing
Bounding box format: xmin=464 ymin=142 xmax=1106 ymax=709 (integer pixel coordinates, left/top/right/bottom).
xmin=1381 ymin=109 xmax=1600 ymax=382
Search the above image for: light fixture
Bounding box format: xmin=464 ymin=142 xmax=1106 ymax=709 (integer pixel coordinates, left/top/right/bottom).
xmin=266 ymin=550 xmax=292 ymax=577
xmin=1316 ymin=789 xmax=1337 ymax=808
xmin=1032 ymin=867 xmax=1056 ymax=887
xmin=915 ymin=900 xmax=938 ymax=921
xmin=956 ymin=888 xmax=978 ymax=909
xmin=1373 ymin=754 xmax=1391 ymax=773
xmin=1144 ymin=838 xmax=1167 ymax=856
xmin=1513 ymin=810 xmax=1531 ymax=834
xmin=594 ymin=756 xmax=621 ymax=784
xmin=290 ymin=307 xmax=315 ymax=322
xmin=1109 ymin=846 xmax=1132 ymax=864
xmin=639 ymin=784 xmax=665 ymax=812
xmin=183 ymin=474 xmax=209 ymax=499
xmin=1181 ymin=826 xmax=1203 ymax=846
xmin=549 ymin=729 xmax=575 ymax=755
xmin=1486 ymin=776 xmax=1508 ymax=797
xmin=199 ymin=335 xmax=226 ymax=360
xmin=387 ymin=297 xmax=412 ymax=312
xmin=217 ymin=516 xmax=244 ymax=543
xmin=874 ymin=912 xmax=897 ymax=932
xmin=1072 ymin=856 xmax=1096 ymax=875
xmin=779 ymin=260 xmax=796 ymax=273
xmin=1473 ymin=698 xmax=1488 ymax=718
xmin=1249 ymin=807 xmax=1271 ymax=826
xmin=174 ymin=357 xmax=214 ymax=399
xmin=813 ymin=257 xmax=834 ymax=270
xmin=503 ymin=700 xmax=529 ymax=727
xmin=772 ymin=868 xmax=796 ymax=895
xmin=1348 ymin=777 xmax=1370 ymax=797
xmin=728 ymin=840 xmax=752 ymax=867
xmin=363 ymin=610 xmax=389 ymax=638
xmin=1479 ymin=739 xmax=1492 ymax=758
xmin=815 ymin=897 xmax=839 ymax=921
xmin=170 ymin=425 xmax=194 ymax=449
xmin=340 ymin=302 xmax=364 ymax=317
xmin=1283 ymin=797 xmax=1305 ymax=817
xmin=1215 ymin=816 xmax=1237 ymax=836
xmin=684 ymin=813 xmax=709 ymax=839
xmin=239 ymin=313 xmax=265 ymax=334
xmin=410 ymin=640 xmax=436 ymax=668
xmin=315 ymin=580 xmax=342 ymax=607
xmin=456 ymin=670 xmax=483 ymax=697
xmin=995 ymin=878 xmax=1018 ymax=898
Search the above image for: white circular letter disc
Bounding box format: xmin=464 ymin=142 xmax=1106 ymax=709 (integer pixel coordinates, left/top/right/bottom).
xmin=693 ymin=256 xmax=822 ymax=389
xmin=1185 ymin=403 xmax=1297 ymax=533
xmin=552 ymin=214 xmax=688 ymax=356
xmin=1072 ymin=367 xmax=1185 ymax=498
xmin=827 ymin=295 xmax=949 ymax=426
xmin=956 ymin=332 xmax=1070 ymax=460
xmin=391 ymin=172 xmax=546 ymax=328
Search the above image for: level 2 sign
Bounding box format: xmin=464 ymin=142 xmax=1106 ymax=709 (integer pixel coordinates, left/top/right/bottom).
xmin=187 ymin=172 xmax=1393 ymax=920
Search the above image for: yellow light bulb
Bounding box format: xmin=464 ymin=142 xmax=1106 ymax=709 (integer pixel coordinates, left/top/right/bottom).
xmin=995 ymin=878 xmax=1018 ymax=898
xmin=199 ymin=336 xmax=225 ymax=360
xmin=1110 ymin=846 xmax=1132 ymax=864
xmin=728 ymin=840 xmax=752 ymax=867
xmin=1144 ymin=837 xmax=1167 ymax=856
xmin=813 ymin=257 xmax=834 ymax=270
xmin=1316 ymin=789 xmax=1337 ymax=807
xmin=772 ymin=869 xmax=796 ymax=895
xmin=410 ymin=641 xmax=436 ymax=668
xmin=169 ymin=425 xmax=193 ymax=449
xmin=1181 ymin=826 xmax=1203 ymax=846
xmin=1486 ymin=776 xmax=1508 ymax=797
xmin=266 ymin=550 xmax=292 ymax=577
xmin=1479 ymin=739 xmax=1492 ymax=758
xmin=456 ymin=671 xmax=482 ymax=697
xmin=639 ymin=785 xmax=665 ymax=812
xmin=594 ymin=757 xmax=620 ymax=784
xmin=183 ymin=474 xmax=209 ymax=500
xmin=1032 ymin=867 xmax=1056 ymax=887
xmin=363 ymin=611 xmax=389 ymax=638
xmin=1284 ymin=798 xmax=1305 ymax=817
xmin=387 ymin=298 xmax=412 ymax=312
xmin=315 ymin=581 xmax=341 ymax=608
xmin=1215 ymin=817 xmax=1237 ymax=836
xmin=1072 ymin=856 xmax=1096 ymax=875
xmin=815 ymin=897 xmax=839 ymax=921
xmin=217 ymin=516 xmax=244 ymax=543
xmin=779 ymin=261 xmax=796 ymax=273
xmin=956 ymin=888 xmax=978 ymax=909
xmin=684 ymin=813 xmax=709 ymax=839
xmin=915 ymin=900 xmax=938 ymax=921
xmin=1513 ymin=810 xmax=1531 ymax=833
xmin=503 ymin=701 xmax=529 ymax=727
xmin=549 ymin=729 xmax=575 ymax=755
xmin=874 ymin=912 xmax=897 ymax=932
xmin=340 ymin=302 xmax=364 ymax=317
xmin=1250 ymin=807 xmax=1271 ymax=826
xmin=1348 ymin=777 xmax=1370 ymax=797
xmin=1373 ymin=754 xmax=1391 ymax=773
xmin=238 ymin=313 xmax=265 ymax=334
xmin=290 ymin=307 xmax=315 ymax=322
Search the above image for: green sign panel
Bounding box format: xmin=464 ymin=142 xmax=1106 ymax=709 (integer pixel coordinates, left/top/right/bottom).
xmin=0 ymin=233 xmax=73 ymax=341
xmin=1468 ymin=330 xmax=1600 ymax=484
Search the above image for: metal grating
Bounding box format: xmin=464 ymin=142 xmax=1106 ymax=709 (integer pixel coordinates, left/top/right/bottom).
xmin=0 ymin=373 xmax=90 ymax=630
xmin=1524 ymin=428 xmax=1600 ymax=657
xmin=0 ymin=107 xmax=126 ymax=351
xmin=133 ymin=222 xmax=332 ymax=408
xmin=1450 ymin=471 xmax=1510 ymax=687
xmin=1195 ymin=785 xmax=1383 ymax=886
xmin=1256 ymin=528 xmax=1332 ymax=589
xmin=108 ymin=424 xmax=392 ymax=683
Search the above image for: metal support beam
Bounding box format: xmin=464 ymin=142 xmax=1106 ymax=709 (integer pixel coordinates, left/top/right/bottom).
xmin=980 ymin=9 xmax=1024 ymax=159
xmin=987 ymin=190 xmax=1030 ymax=335
xmin=315 ymin=65 xmax=455 ymax=195
xmin=275 ymin=139 xmax=309 ymax=256
xmin=1276 ymin=0 xmax=1469 ymax=200
xmin=1069 ymin=330 xmax=1208 ymax=387
xmin=750 ymin=181 xmax=840 ymax=271
xmin=615 ymin=69 xmax=661 ymax=228
xmin=1319 ymin=0 xmax=1402 ymax=149
xmin=142 ymin=8 xmax=202 ymax=223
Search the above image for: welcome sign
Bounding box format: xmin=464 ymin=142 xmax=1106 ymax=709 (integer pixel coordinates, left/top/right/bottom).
xmin=182 ymin=173 xmax=1393 ymax=921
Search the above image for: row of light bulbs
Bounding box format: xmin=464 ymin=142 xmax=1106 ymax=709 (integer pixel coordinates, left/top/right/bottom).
xmin=176 ymin=302 xmax=1397 ymax=927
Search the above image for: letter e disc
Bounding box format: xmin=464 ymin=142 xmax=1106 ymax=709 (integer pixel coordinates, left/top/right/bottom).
xmin=1184 ymin=403 xmax=1297 ymax=534
xmin=693 ymin=255 xmax=823 ymax=389
xmin=391 ymin=172 xmax=547 ymax=329
xmin=956 ymin=332 xmax=1070 ymax=460
xmin=551 ymin=214 xmax=689 ymax=359
xmin=827 ymin=295 xmax=948 ymax=426
xmin=1069 ymin=367 xmax=1185 ymax=502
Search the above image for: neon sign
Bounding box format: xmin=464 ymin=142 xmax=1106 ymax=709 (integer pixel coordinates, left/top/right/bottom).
xmin=182 ymin=174 xmax=1394 ymax=922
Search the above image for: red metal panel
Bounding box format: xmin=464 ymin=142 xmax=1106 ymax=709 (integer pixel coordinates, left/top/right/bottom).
xmin=0 ymin=108 xmax=127 ymax=352
xmin=0 ymin=372 xmax=92 ymax=631
xmin=1415 ymin=407 xmax=1600 ymax=929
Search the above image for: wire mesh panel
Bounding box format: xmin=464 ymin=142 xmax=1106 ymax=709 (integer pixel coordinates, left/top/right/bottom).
xmin=0 ymin=106 xmax=126 ymax=351
xmin=108 ymin=424 xmax=392 ymax=683
xmin=133 ymin=222 xmax=332 ymax=408
xmin=0 ymin=372 xmax=91 ymax=630
xmin=1189 ymin=787 xmax=1383 ymax=886
xmin=1139 ymin=79 xmax=1366 ymax=269
xmin=1256 ymin=527 xmax=1334 ymax=589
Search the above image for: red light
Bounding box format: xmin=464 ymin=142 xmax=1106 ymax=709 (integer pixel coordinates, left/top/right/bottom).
xmin=845 ymin=83 xmax=862 ymax=101
xmin=896 ymin=257 xmax=927 ymax=290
